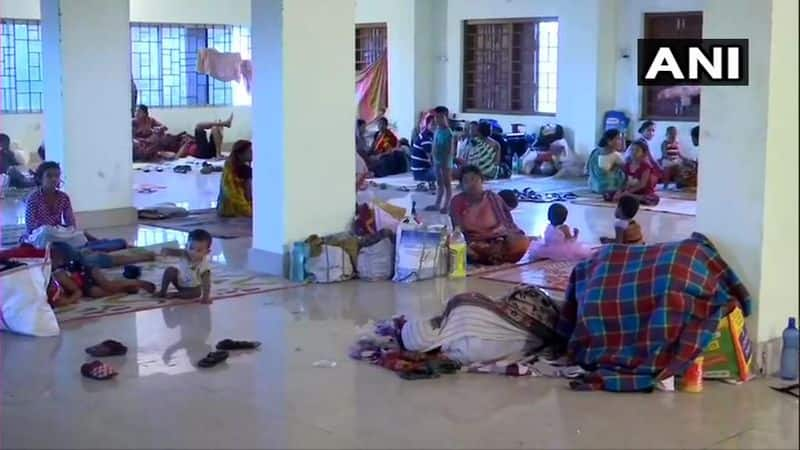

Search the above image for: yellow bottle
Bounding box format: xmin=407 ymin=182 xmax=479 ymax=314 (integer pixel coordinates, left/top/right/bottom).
xmin=449 ymin=227 xmax=467 ymax=278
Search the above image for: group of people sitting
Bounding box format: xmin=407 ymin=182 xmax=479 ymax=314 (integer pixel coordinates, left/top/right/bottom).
xmin=587 ymin=120 xmax=699 ymax=205
xmin=132 ymin=104 xmax=233 ymax=162
xmin=130 ymin=104 xmax=254 ymax=218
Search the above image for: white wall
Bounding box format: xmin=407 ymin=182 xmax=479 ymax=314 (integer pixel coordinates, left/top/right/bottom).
xmin=1 ymin=0 xmax=252 ymax=158
xmin=615 ymin=0 xmax=707 ymax=153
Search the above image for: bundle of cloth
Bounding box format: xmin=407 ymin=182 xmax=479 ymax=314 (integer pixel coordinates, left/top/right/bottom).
xmin=556 ymin=233 xmax=752 ymax=392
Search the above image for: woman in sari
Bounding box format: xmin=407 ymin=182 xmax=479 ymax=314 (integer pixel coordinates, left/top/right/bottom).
xmin=367 ymin=117 xmax=407 ymax=177
xmin=463 ymin=122 xmax=509 ymax=180
xmin=632 ymin=120 xmax=663 ymax=181
xmin=450 ymin=165 xmax=530 ymax=265
xmin=217 ymin=140 xmax=253 ymax=217
xmin=622 ymin=141 xmax=660 ymax=205
xmin=587 ymin=129 xmax=627 ymax=201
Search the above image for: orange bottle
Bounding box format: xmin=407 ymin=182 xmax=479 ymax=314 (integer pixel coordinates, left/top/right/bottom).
xmin=681 ymin=356 xmax=704 ymax=393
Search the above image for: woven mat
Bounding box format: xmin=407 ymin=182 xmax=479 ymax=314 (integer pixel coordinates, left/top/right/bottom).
xmin=479 ymin=259 xmax=578 ymax=292
xmin=570 ymin=197 xmax=695 ymax=216
xmin=140 ymin=209 xmax=252 ymax=239
xmin=55 ymin=258 xmax=296 ymax=322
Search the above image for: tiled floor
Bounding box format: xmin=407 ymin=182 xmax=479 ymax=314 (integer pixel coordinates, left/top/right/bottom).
xmin=1 ymin=172 xmax=797 ymax=449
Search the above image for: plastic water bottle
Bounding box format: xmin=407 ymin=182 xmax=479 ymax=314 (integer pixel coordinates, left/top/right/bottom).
xmin=511 ymin=153 xmax=520 ymax=174
xmin=289 ymin=241 xmax=307 ymax=283
xmin=449 ymin=227 xmax=467 ymax=278
xmin=780 ymin=317 xmax=799 ymax=380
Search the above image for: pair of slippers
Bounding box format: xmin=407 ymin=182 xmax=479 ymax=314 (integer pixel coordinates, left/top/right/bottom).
xmin=197 ymin=339 xmax=261 ymax=369
xmin=513 ymin=188 xmax=578 ymax=203
xmin=81 ymin=339 xmax=128 ymax=381
xmin=200 ymin=162 xmax=223 ymax=175
xmin=141 ymin=167 xmax=165 ymax=173
xmin=173 ymin=165 xmax=192 ymax=174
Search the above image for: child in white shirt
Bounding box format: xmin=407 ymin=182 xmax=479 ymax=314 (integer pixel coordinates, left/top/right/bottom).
xmin=158 ymin=229 xmax=213 ymax=303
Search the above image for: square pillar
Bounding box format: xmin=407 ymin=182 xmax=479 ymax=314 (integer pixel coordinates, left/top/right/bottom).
xmin=698 ymin=0 xmax=798 ymax=370
xmin=40 ymin=0 xmax=134 ymax=227
xmin=249 ymin=0 xmax=356 ymax=275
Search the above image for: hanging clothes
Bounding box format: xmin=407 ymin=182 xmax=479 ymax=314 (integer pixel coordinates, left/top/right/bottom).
xmin=355 ymin=54 xmax=388 ymax=122
xmin=197 ymin=48 xmax=242 ymax=82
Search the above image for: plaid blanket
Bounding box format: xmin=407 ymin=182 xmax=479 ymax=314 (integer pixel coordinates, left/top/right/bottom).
xmin=556 ymin=233 xmax=752 ymax=392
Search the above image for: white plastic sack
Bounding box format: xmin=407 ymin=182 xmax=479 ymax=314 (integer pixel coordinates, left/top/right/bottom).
xmin=392 ymin=224 xmax=449 ymax=283
xmin=357 ymin=237 xmax=394 ymax=281
xmin=306 ymin=244 xmax=354 ymax=283
xmin=24 ymin=225 xmax=88 ymax=249
xmin=0 ymin=252 xmax=60 ymax=337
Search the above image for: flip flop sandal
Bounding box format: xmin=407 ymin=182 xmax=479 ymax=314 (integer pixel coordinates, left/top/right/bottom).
xmin=770 ymin=384 xmax=799 ymax=398
xmin=197 ymin=350 xmax=229 ymax=368
xmin=398 ymin=186 xmax=411 ymax=192
xmin=156 ymin=167 xmax=164 ymax=172
xmin=85 ymin=339 xmax=128 ymax=357
xmin=200 ymin=166 xmax=214 ymax=175
xmin=415 ymin=183 xmax=428 ymax=192
xmin=81 ymin=360 xmax=118 ymax=380
xmin=562 ymin=192 xmax=578 ymax=200
xmin=216 ymin=339 xmax=262 ymax=351
xmin=212 ymin=166 xmax=223 ymax=172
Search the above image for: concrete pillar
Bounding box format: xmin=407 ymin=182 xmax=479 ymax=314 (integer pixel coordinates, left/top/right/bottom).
xmin=698 ymin=0 xmax=798 ymax=360
xmin=40 ymin=0 xmax=134 ymax=227
xmin=249 ymin=0 xmax=355 ymax=275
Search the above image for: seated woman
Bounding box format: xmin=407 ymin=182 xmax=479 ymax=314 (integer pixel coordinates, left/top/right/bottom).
xmin=1 ymin=133 xmax=36 ymax=190
xmin=217 ymin=140 xmax=253 ymax=217
xmin=463 ymin=122 xmax=508 ymax=180
xmin=132 ymin=104 xmax=177 ymax=161
xmin=622 ymin=141 xmax=660 ymax=206
xmin=587 ymin=129 xmax=627 ymax=201
xmin=367 ymin=117 xmax=407 ymax=177
xmin=23 ymin=161 xmax=154 ymax=266
xmin=450 ymin=165 xmax=530 ymax=265
xmin=632 ymin=120 xmax=663 ymax=180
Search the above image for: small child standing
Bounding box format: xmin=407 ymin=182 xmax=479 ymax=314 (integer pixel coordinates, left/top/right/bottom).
xmin=426 ymin=106 xmax=454 ymax=214
xmin=529 ymin=203 xmax=593 ymax=261
xmin=158 ymin=229 xmax=213 ymax=303
xmin=600 ymin=195 xmax=644 ymax=245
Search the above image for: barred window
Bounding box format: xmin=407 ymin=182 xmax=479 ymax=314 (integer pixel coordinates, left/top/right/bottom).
xmin=0 ymin=19 xmax=44 ymax=113
xmin=131 ymin=23 xmax=251 ymax=108
xmin=355 ymin=23 xmax=387 ymax=72
xmin=462 ymin=18 xmax=558 ymax=115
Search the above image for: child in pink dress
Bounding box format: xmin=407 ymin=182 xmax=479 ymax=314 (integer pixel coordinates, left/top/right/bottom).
xmin=529 ymin=203 xmax=594 ymax=261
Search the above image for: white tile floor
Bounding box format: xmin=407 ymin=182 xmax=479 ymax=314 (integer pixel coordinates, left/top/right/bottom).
xmin=1 ymin=172 xmax=797 ymax=449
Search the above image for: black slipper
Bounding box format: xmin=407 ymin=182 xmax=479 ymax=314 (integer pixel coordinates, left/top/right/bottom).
xmin=770 ymin=384 xmax=799 ymax=398
xmin=216 ymin=339 xmax=262 ymax=351
xmin=198 ymin=350 xmax=229 ymax=368
xmin=85 ymin=340 xmax=128 ymax=357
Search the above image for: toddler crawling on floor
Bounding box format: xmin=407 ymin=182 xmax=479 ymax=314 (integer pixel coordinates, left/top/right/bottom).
xmin=157 ymin=229 xmax=213 ymax=303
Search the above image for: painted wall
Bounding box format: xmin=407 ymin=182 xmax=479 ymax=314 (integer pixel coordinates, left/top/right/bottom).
xmin=756 ymin=0 xmax=798 ymax=342
xmin=615 ymin=0 xmax=707 ymax=156
xmin=0 ymin=0 xmax=252 ymax=157
xmin=697 ymin=0 xmax=798 ymax=342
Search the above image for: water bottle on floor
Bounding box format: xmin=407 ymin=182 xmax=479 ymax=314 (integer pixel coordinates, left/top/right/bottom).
xmin=780 ymin=317 xmax=799 ymax=380
xmin=449 ymin=227 xmax=467 ymax=278
xmin=289 ymin=241 xmax=307 ymax=283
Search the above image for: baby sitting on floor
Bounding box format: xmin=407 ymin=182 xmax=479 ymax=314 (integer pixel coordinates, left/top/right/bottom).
xmin=157 ymin=229 xmax=213 ymax=303
xmin=600 ymin=195 xmax=644 ymax=245
xmin=529 ymin=203 xmax=594 ymax=261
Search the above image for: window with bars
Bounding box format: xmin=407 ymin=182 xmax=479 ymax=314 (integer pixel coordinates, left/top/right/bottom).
xmin=0 ymin=19 xmax=43 ymax=113
xmin=462 ymin=18 xmax=558 ymax=115
xmin=355 ymin=23 xmax=387 ymax=72
xmin=131 ymin=23 xmax=251 ymax=108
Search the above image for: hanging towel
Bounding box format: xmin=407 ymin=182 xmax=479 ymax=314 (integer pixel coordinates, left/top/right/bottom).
xmin=240 ymin=60 xmax=253 ymax=92
xmin=197 ymin=48 xmax=242 ymax=82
